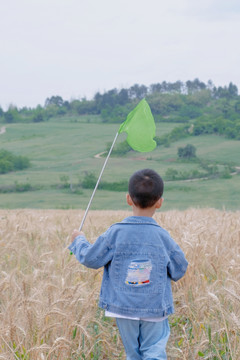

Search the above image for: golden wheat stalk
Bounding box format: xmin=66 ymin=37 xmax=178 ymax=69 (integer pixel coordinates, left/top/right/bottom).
xmin=0 ymin=208 xmax=239 ymax=359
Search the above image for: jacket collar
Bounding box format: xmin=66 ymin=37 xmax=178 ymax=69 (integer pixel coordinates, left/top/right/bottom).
xmin=121 ymin=216 xmax=158 ymax=225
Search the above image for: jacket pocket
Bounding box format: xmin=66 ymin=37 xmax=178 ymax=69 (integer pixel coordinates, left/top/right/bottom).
xmin=113 ymin=250 xmax=166 ymax=295
xmin=125 ymin=259 xmax=152 ymax=286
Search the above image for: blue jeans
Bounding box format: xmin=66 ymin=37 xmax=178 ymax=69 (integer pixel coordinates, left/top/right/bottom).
xmin=116 ymin=318 xmax=170 ymax=360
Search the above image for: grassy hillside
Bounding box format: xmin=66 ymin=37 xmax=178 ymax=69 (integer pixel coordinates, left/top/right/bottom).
xmin=0 ymin=117 xmax=240 ymax=210
xmin=0 ymin=209 xmax=239 ymax=359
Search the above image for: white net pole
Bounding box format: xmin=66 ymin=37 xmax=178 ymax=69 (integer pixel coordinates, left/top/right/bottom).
xmin=79 ymin=131 xmax=119 ymax=231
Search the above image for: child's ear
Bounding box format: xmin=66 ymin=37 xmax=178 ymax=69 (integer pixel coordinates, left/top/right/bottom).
xmin=126 ymin=193 xmax=133 ymax=206
xmin=155 ymin=197 xmax=164 ymax=209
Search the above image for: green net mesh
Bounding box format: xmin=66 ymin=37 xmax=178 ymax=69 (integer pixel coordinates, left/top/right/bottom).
xmin=118 ymin=99 xmax=156 ymax=152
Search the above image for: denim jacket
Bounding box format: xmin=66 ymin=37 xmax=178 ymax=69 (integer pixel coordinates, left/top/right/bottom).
xmin=69 ymin=216 xmax=188 ymax=318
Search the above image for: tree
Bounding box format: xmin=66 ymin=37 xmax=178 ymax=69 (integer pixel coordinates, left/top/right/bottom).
xmin=213 ymin=83 xmax=238 ymax=99
xmin=167 ymin=81 xmax=183 ymax=93
xmin=45 ymin=96 xmax=64 ymax=107
xmin=4 ymin=107 xmax=19 ymax=123
xmin=149 ymin=83 xmax=162 ymax=94
xmin=228 ymin=82 xmax=238 ymax=98
xmin=179 ymin=105 xmax=202 ymax=119
xmin=235 ymin=100 xmax=240 ymax=114
xmin=129 ymin=84 xmax=148 ymax=99
xmin=178 ymin=144 xmax=196 ymax=159
xmin=186 ymin=78 xmax=206 ymax=94
xmin=118 ymin=88 xmax=129 ymax=105
xmin=149 ymin=81 xmax=184 ymax=94
xmin=32 ymin=105 xmax=44 ymax=122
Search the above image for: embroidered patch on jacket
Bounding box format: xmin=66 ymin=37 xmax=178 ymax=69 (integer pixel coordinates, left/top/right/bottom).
xmin=125 ymin=260 xmax=152 ymax=286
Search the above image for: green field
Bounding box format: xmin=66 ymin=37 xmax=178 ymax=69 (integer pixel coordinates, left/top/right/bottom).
xmin=0 ymin=117 xmax=240 ymax=210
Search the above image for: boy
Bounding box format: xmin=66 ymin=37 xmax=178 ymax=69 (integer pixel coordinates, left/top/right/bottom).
xmin=69 ymin=169 xmax=188 ymax=359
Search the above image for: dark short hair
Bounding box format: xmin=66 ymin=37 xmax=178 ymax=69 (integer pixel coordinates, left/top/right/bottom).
xmin=128 ymin=169 xmax=164 ymax=209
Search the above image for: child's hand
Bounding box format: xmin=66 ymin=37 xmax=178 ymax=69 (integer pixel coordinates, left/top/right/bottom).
xmin=71 ymin=229 xmax=85 ymax=242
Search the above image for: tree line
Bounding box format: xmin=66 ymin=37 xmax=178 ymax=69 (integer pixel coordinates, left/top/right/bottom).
xmin=1 ymin=79 xmax=240 ymax=140
xmin=0 ymin=79 xmax=239 ymax=122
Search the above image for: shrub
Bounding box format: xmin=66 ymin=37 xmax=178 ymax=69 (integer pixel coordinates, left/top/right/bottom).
xmin=165 ymin=168 xmax=178 ymax=180
xmin=99 ymin=181 xmax=128 ymax=192
xmin=105 ymin=140 xmax=132 ymax=156
xmin=0 ymin=182 xmax=33 ymax=193
xmin=220 ymin=167 xmax=232 ymax=179
xmin=59 ymin=175 xmax=70 ymax=188
xmin=178 ymin=144 xmax=196 ymax=159
xmin=81 ymin=172 xmax=98 ymax=189
xmin=81 ymin=172 xmax=128 ymax=191
xmin=0 ymin=149 xmax=30 ymax=174
xmin=155 ymin=125 xmax=189 ymax=148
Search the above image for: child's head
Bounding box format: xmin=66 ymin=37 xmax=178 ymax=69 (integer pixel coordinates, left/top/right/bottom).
xmin=128 ymin=169 xmax=164 ymax=209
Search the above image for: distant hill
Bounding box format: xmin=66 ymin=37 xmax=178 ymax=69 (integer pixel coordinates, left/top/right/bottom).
xmin=1 ymin=79 xmax=240 ymax=139
xmin=0 ymin=79 xmax=239 ymax=210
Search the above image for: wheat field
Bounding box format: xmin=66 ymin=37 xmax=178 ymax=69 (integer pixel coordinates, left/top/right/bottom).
xmin=0 ymin=209 xmax=239 ymax=359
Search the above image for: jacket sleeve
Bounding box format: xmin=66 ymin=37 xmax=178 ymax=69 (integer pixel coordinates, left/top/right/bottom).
xmin=68 ymin=230 xmax=113 ymax=269
xmin=166 ymin=237 xmax=188 ymax=282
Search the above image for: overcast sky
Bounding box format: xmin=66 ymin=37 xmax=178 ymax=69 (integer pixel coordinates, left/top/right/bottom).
xmin=0 ymin=0 xmax=240 ymax=110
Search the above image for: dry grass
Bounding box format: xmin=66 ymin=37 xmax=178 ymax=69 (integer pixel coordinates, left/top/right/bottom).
xmin=0 ymin=208 xmax=239 ymax=359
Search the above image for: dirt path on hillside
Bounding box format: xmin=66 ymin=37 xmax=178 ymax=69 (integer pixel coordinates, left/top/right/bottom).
xmin=94 ymin=151 xmax=240 ymax=181
xmin=94 ymin=151 xmax=147 ymax=161
xmin=0 ymin=126 xmax=6 ymax=135
xmin=231 ymin=166 xmax=240 ymax=175
xmin=94 ymin=151 xmax=107 ymax=158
